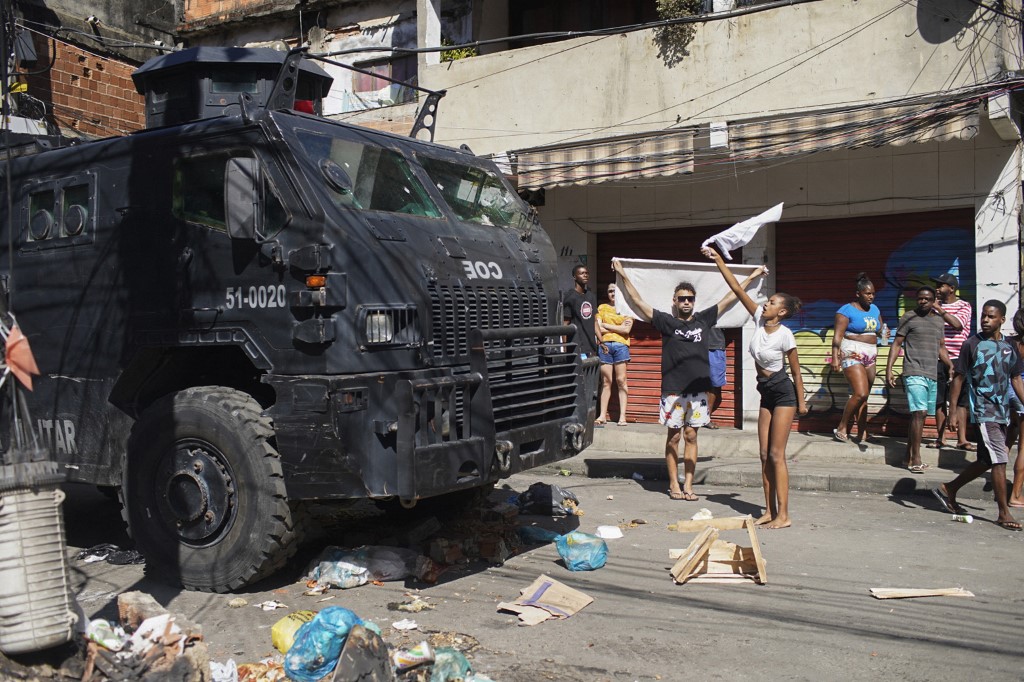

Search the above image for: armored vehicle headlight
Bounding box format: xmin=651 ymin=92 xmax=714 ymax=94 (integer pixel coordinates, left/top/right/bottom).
xmin=361 ymin=306 xmax=421 ymax=347
xmin=366 ymin=312 xmax=394 ymax=344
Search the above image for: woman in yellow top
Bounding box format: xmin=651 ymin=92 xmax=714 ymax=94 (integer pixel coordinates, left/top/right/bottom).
xmin=595 ymin=284 xmax=633 ymax=425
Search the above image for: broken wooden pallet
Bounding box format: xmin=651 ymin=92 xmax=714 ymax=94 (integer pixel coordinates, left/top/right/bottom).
xmin=669 ymin=516 xmax=767 ymax=585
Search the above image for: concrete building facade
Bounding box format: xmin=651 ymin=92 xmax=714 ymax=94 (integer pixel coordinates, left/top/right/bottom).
xmin=408 ymin=0 xmax=1023 ymax=431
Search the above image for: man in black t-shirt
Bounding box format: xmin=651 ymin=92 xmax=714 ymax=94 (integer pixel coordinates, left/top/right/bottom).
xmin=562 ymin=264 xmax=599 ymax=359
xmin=612 ymin=257 xmax=739 ymax=502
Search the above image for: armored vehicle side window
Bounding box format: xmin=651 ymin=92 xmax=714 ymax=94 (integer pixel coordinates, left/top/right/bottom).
xmin=173 ymin=153 xmax=287 ymax=233
xmin=297 ymin=131 xmax=441 ymax=218
xmin=28 ymin=189 xmax=55 ymax=241
xmin=418 ymin=155 xmax=531 ymax=230
xmin=23 ymin=176 xmax=95 ymax=250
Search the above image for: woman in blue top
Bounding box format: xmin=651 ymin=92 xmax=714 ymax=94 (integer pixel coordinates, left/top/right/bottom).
xmin=831 ymin=273 xmax=887 ymax=443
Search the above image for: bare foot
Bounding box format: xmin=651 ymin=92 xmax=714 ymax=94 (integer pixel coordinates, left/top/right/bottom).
xmin=754 ymin=512 xmax=773 ymax=526
xmin=765 ymin=516 xmax=792 ymax=529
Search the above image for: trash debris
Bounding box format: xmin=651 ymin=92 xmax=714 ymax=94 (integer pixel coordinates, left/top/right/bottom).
xmin=557 ymin=468 xmax=572 ymax=476
xmin=631 ymin=518 xmax=647 ymax=525
xmin=271 ymin=610 xmax=316 ymax=654
xmin=283 ymin=606 xmax=365 ymax=682
xmin=389 ymin=596 xmax=434 ymax=613
xmin=430 ymin=647 xmax=472 ymax=682
xmin=517 ymin=525 xmax=560 ymax=544
xmin=516 ymin=482 xmax=580 ymax=516
xmin=555 ymin=531 xmax=608 ymax=571
xmin=690 ymin=508 xmax=714 ymax=521
xmin=631 ymin=472 xmax=644 ymax=481
xmin=393 ymin=640 xmax=434 ymax=673
xmin=74 ymin=543 xmax=146 ymax=565
xmin=594 ymin=525 xmax=623 ymax=539
xmin=497 ymin=574 xmax=593 ymax=626
xmin=309 ymin=545 xmax=438 ymax=589
xmin=392 ymin=619 xmax=418 ymax=630
xmin=254 ymin=600 xmax=288 ymax=611
xmin=334 ymin=624 xmax=392 ymax=681
xmin=868 ymin=587 xmax=974 ymax=600
xmin=606 ymin=495 xmax=614 ymax=500
xmin=85 ymin=619 xmax=127 ymax=651
xmin=237 ymin=659 xmax=287 ymax=681
xmin=228 ymin=598 xmax=249 ymax=608
xmin=210 ymin=658 xmax=238 ymax=682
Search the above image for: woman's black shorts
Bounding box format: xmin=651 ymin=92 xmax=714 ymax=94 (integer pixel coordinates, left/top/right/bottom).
xmin=756 ymin=370 xmax=797 ymax=410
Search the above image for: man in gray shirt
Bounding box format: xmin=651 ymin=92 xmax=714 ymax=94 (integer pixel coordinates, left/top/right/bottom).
xmin=886 ymin=286 xmax=952 ymax=472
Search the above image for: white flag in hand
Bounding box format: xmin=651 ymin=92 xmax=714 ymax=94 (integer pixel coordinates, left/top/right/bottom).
xmin=701 ymin=202 xmax=784 ymax=260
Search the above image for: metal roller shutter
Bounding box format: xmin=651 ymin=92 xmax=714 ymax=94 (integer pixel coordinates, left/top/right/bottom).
xmin=595 ymin=228 xmax=741 ymax=427
xmin=774 ymin=208 xmax=976 ymax=437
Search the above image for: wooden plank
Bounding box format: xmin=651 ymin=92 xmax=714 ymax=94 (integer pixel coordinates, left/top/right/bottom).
xmin=869 ymin=587 xmax=974 ymax=600
xmin=687 ymin=574 xmax=758 ymax=584
xmin=672 ymin=516 xmax=752 ymax=532
xmin=670 ymin=527 xmax=718 ymax=583
xmin=744 ymin=517 xmax=768 ymax=585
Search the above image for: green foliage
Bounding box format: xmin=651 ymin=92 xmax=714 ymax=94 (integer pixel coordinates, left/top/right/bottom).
xmin=441 ymin=36 xmax=477 ymax=62
xmin=654 ymin=0 xmax=703 ymax=66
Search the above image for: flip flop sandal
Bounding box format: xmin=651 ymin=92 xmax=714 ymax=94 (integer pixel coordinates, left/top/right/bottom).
xmin=932 ymin=487 xmax=955 ymax=513
xmin=908 ymin=464 xmax=925 ymax=474
xmin=997 ymin=520 xmax=1023 ymax=531
xmin=925 ymin=441 xmax=943 ymax=449
xmin=832 ymin=429 xmax=849 ymax=443
xmin=617 ymin=420 xmax=628 ymax=426
xmin=956 ymin=442 xmax=977 ymax=451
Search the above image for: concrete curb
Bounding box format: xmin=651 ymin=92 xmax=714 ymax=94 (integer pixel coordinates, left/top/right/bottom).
xmin=538 ymin=450 xmax=995 ymax=501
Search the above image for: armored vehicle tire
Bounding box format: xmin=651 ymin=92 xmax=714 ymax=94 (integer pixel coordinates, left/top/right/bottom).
xmin=120 ymin=386 xmax=302 ymax=592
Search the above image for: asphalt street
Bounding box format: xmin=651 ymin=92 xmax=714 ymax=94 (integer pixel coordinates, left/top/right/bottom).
xmin=51 ymin=470 xmax=1024 ymax=682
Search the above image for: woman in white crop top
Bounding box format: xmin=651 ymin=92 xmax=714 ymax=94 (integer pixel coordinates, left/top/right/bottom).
xmin=704 ymin=246 xmax=807 ymax=530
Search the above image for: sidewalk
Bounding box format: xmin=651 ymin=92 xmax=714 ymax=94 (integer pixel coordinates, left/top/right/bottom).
xmin=538 ymin=422 xmax=1008 ymax=501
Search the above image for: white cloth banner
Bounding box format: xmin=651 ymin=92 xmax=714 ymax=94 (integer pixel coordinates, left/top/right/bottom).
xmin=700 ymin=202 xmax=784 ymax=261
xmin=614 ymin=258 xmax=765 ymax=329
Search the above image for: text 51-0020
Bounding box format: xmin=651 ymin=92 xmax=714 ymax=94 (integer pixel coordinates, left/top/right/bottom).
xmin=225 ymin=285 xmax=288 ymax=309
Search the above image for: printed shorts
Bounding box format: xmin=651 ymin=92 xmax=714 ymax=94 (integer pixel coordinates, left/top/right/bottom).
xmin=708 ymin=349 xmax=727 ymax=388
xmin=659 ymin=393 xmax=711 ymax=429
xmin=839 ymin=338 xmax=877 ymax=369
xmin=903 ymin=375 xmax=937 ymax=416
xmin=977 ymin=422 xmax=1010 ymax=466
xmin=598 ymin=341 xmax=631 ymax=364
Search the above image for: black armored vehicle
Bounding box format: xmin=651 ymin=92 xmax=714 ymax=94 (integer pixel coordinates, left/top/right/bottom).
xmin=0 ymin=47 xmax=596 ymax=591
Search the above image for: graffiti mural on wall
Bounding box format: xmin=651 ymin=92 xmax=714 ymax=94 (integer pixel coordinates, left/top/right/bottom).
xmin=781 ymin=226 xmax=975 ymax=427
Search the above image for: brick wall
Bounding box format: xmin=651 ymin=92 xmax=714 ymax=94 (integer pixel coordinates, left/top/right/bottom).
xmin=23 ymin=38 xmax=145 ymax=138
xmin=183 ymin=0 xmax=283 ymax=25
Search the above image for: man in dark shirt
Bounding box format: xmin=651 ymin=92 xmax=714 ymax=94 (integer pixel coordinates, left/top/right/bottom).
xmin=612 ymin=257 xmax=739 ymax=501
xmin=885 ymin=286 xmax=951 ymax=473
xmin=562 ymin=264 xmax=598 ymax=359
xmin=934 ymin=300 xmax=1024 ymax=531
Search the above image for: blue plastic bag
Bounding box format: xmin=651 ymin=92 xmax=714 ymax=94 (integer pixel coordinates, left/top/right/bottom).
xmin=283 ymin=606 xmax=364 ymax=682
xmin=555 ymin=531 xmax=608 ymax=571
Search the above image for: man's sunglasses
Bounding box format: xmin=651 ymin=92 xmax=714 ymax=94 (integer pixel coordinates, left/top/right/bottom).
xmin=676 ymin=295 xmax=695 ymax=302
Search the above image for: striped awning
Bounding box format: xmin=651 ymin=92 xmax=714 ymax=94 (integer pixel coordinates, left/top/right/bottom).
xmin=509 ymin=96 xmax=985 ymax=190
xmin=513 ymin=128 xmax=697 ymax=190
xmin=728 ymin=98 xmax=981 ymax=157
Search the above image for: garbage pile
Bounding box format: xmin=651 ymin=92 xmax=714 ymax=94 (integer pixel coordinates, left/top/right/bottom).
xmin=1 ymin=482 xmax=625 ymax=681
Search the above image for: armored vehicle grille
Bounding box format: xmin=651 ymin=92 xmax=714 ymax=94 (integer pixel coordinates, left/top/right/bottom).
xmin=428 ymin=284 xmax=548 ymax=360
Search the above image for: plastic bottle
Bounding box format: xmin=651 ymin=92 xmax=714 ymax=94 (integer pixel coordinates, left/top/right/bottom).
xmin=950 ymin=514 xmax=973 ymax=523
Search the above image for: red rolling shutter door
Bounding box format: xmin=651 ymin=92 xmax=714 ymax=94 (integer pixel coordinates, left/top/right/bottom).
xmin=595 ymin=229 xmax=741 ymax=427
xmin=773 ymin=208 xmax=976 ymax=435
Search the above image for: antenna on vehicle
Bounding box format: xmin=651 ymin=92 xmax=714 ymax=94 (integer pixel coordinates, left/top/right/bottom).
xmin=307 ymin=54 xmax=447 ymax=142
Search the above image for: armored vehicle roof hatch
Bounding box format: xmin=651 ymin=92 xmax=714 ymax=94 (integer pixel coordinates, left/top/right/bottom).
xmin=131 ymin=46 xmax=333 ymax=129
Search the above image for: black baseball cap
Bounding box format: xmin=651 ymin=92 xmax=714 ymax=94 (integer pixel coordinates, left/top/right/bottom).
xmin=931 ymin=273 xmax=959 ymax=289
